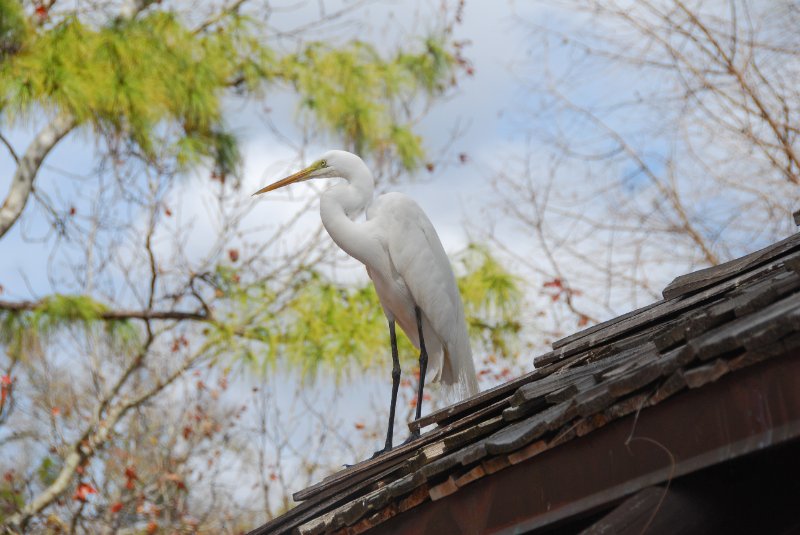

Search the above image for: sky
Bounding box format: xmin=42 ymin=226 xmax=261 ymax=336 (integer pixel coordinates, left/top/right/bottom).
xmin=0 ymin=0 xmax=547 ymax=508
xmin=0 ymin=0 xmax=535 ymax=297
xmin=233 ymin=0 xmax=539 ymax=260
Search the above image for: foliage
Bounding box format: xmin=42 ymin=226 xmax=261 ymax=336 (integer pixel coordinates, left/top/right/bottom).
xmin=0 ymin=484 xmax=24 ymax=525
xmin=0 ymin=0 xmax=27 ymax=61
xmin=456 ymin=244 xmax=522 ymax=357
xmin=0 ymin=3 xmax=461 ymax=175
xmin=36 ymin=457 xmax=60 ymax=487
xmin=206 ymin=245 xmax=522 ymax=379
xmin=283 ymin=38 xmax=458 ymax=168
xmin=0 ymin=295 xmax=137 ymax=360
xmin=2 ymin=11 xmax=240 ymax=174
xmin=0 ymin=245 xmax=520 ymax=376
xmin=280 ymin=273 xmax=389 ymax=377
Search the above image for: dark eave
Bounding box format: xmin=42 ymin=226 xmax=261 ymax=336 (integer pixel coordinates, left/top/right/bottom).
xmin=371 ymin=350 xmax=800 ymax=534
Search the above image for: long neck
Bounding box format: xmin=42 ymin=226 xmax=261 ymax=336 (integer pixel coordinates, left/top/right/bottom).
xmin=319 ymin=166 xmax=375 ymax=265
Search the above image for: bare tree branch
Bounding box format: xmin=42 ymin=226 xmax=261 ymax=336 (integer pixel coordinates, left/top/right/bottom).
xmin=0 ymin=115 xmax=75 ymax=239
xmin=193 ymin=0 xmax=247 ymax=34
xmin=672 ymin=0 xmax=800 ymax=185
xmin=0 ymin=299 xmax=210 ymax=322
xmin=3 ymin=328 xmax=209 ymax=532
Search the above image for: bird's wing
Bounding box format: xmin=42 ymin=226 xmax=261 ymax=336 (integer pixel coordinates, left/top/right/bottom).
xmin=370 ymin=193 xmax=465 ymax=353
xmin=369 ymin=192 xmax=478 ymax=398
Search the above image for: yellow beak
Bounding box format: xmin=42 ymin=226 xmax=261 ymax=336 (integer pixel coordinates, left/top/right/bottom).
xmin=252 ymin=161 xmax=321 ymax=196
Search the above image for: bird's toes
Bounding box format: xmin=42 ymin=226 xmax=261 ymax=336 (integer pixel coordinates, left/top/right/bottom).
xmin=370 ymin=446 xmax=390 ymax=459
xmin=343 ymin=446 xmax=390 ymax=468
xmin=399 ymin=431 xmax=421 ymax=446
xmin=344 ymin=434 xmax=423 ymax=468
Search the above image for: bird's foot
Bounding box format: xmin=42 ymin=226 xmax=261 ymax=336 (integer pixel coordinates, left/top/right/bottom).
xmin=343 ymin=433 xmax=423 ymax=468
xmin=369 ymin=433 xmax=418 ymax=457
xmin=370 ymin=446 xmax=391 ymax=459
xmin=399 ymin=431 xmax=421 ymax=446
xmin=343 ymin=445 xmax=391 ymax=468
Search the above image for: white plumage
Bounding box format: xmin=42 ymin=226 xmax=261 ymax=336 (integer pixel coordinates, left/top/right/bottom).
xmin=254 ymin=150 xmax=479 ymax=452
xmin=365 ymin=192 xmax=478 ymax=399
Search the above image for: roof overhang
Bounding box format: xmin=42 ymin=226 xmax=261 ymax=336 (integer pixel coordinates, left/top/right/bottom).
xmin=373 ymin=350 xmax=800 ymax=534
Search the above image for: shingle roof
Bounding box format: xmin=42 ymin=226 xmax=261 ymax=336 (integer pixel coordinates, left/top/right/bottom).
xmin=249 ymin=230 xmax=800 ymax=535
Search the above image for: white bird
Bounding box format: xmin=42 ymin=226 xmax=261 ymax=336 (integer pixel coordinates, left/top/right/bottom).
xmin=253 ymin=150 xmax=479 ymax=454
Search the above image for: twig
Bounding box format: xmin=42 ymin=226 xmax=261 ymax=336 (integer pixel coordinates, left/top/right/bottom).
xmin=0 ymin=132 xmax=19 ymax=164
xmin=193 ymin=0 xmax=247 ymax=34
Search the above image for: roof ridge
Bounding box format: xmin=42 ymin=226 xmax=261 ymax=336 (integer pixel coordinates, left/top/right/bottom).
xmin=661 ymin=231 xmax=800 ymax=300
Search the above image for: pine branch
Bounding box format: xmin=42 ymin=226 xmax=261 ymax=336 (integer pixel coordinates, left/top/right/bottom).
xmin=0 ymin=299 xmax=211 ymax=322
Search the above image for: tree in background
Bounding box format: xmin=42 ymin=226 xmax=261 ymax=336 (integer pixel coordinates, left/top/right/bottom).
xmin=487 ymin=0 xmax=799 ymax=342
xmin=0 ymin=0 xmax=521 ymax=532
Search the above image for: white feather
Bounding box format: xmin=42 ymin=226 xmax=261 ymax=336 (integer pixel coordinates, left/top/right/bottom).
xmin=367 ymin=192 xmax=479 ymax=399
xmin=256 ymin=149 xmax=480 ymax=412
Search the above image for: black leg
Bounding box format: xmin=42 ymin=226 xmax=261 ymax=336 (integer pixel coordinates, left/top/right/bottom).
xmin=414 ymin=306 xmax=428 ymax=423
xmin=383 ymin=319 xmax=401 ymax=452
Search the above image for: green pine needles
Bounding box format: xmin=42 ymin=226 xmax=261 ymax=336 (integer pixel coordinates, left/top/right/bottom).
xmin=207 ymin=246 xmax=521 ymax=378
xmin=0 ymin=1 xmax=460 ymax=174
xmin=0 ymin=0 xmax=27 ymax=61
xmin=0 ymin=295 xmax=137 ymax=361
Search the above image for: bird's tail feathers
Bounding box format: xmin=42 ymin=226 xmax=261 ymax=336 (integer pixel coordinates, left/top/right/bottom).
xmin=438 ymin=340 xmax=479 ymax=403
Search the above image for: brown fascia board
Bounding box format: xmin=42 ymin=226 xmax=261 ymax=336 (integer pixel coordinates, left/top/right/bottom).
xmin=369 ymin=350 xmax=800 ymax=535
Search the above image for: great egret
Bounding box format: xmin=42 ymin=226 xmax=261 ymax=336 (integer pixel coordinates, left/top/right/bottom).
xmin=253 ymin=150 xmax=479 ymax=453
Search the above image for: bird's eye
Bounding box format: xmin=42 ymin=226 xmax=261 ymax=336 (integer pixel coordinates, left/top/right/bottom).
xmin=320 ymin=160 xmax=327 ymax=167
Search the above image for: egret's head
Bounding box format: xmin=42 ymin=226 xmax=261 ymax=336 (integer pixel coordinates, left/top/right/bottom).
xmin=252 ymin=150 xmax=362 ymax=196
